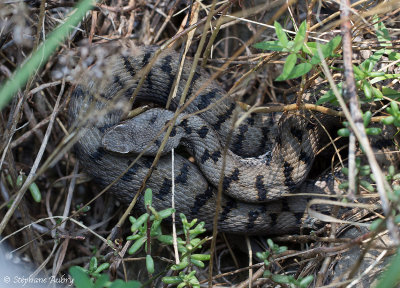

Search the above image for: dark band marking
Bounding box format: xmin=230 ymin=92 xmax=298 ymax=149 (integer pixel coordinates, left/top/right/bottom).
xmin=290 ymin=126 xmax=303 ymax=142
xmin=121 ymin=163 xmax=140 ymax=182
xmin=223 ymin=168 xmax=240 ymax=191
xmin=187 ymin=71 xmax=201 ymax=98
xmin=160 ymin=55 xmax=175 ymax=94
xmin=90 ymin=147 xmax=106 ymax=162
xmin=149 ymin=114 xmax=158 ymax=124
xmin=122 ymin=56 xmax=136 ymax=77
xmin=247 ymin=210 xmax=259 ymax=229
xmin=160 ymin=55 xmax=173 ymax=74
xmin=196 ymin=89 xmax=218 ymax=110
xmin=170 ymin=126 xmax=177 ymax=137
xmin=232 ymin=124 xmax=248 ymax=153
xmin=191 ymin=185 xmax=214 ymax=215
xmin=255 ymin=175 xmax=267 ymax=201
xmin=219 ymin=199 xmax=237 ymax=222
xmin=142 ymin=51 xmax=152 ymax=66
xmin=283 ymin=161 xmax=296 ymax=188
xmin=299 ymin=151 xmax=312 ymax=165
xmin=294 ymin=212 xmax=304 ymax=224
xmin=141 ymin=158 xmax=153 ymax=169
xmin=281 ymin=198 xmax=290 ymax=211
xmin=200 ymin=149 xmax=222 ymax=164
xmin=179 ymin=119 xmax=192 ymax=134
xmin=275 ymin=133 xmax=282 ymax=146
xmin=246 ymin=116 xmax=255 ymax=126
xmin=259 ymin=126 xmax=271 ymax=152
xmin=113 ymin=75 xmax=124 ymax=89
xmin=212 ymin=102 xmax=235 ymax=131
xmin=98 ymin=122 xmax=116 ymax=134
xmin=175 ymin=163 xmax=190 ymax=185
xmin=197 ymin=126 xmax=209 ymax=138
xmin=306 ymin=121 xmax=316 ymax=131
xmin=156 ymin=178 xmax=172 ymax=201
xmin=270 ymin=213 xmax=278 ymax=227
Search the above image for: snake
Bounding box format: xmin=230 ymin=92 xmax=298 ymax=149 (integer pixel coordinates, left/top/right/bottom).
xmin=68 ymin=42 xmax=341 ymax=235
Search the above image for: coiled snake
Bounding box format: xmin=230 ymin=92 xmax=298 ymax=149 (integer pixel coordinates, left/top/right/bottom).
xmin=68 ymin=43 xmax=340 ymax=235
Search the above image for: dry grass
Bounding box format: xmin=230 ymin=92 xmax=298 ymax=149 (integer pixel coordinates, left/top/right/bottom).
xmin=1 ymin=0 xmax=400 ymax=287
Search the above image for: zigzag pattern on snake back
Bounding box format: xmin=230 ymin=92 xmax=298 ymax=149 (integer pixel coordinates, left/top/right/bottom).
xmin=68 ymin=42 xmax=339 ymax=235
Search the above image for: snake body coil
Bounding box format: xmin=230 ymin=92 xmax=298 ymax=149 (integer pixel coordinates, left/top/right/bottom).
xmin=68 ymin=44 xmax=338 ymax=234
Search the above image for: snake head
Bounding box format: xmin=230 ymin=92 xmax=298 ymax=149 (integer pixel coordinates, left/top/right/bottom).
xmin=102 ymin=108 xmax=181 ymax=155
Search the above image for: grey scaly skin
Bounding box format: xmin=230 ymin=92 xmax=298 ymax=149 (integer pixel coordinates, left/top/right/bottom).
xmin=68 ymin=43 xmax=339 ymax=234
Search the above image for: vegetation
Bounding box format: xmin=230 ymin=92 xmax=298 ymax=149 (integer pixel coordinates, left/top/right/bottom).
xmin=1 ymin=0 xmax=400 ymax=287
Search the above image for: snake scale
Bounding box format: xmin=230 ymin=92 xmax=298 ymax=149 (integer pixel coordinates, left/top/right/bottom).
xmin=68 ymin=43 xmax=339 ymax=235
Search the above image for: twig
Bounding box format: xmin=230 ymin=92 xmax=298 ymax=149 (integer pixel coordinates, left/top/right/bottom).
xmin=317 ymin=4 xmax=399 ymax=244
xmin=0 ymin=80 xmax=64 ymax=235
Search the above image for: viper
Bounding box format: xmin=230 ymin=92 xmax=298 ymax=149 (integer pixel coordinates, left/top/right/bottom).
xmin=68 ymin=42 xmax=341 ymax=235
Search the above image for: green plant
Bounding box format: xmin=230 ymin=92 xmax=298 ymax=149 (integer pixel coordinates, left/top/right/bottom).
xmin=69 ymin=265 xmax=140 ymax=288
xmin=253 ymin=21 xmax=341 ymax=81
xmin=317 ymin=16 xmax=400 ymax=105
xmin=127 ymin=188 xmax=210 ymax=287
xmin=256 ymin=239 xmax=313 ymax=288
xmin=6 ymin=172 xmax=42 ymax=203
xmin=0 ymin=0 xmax=95 ymax=110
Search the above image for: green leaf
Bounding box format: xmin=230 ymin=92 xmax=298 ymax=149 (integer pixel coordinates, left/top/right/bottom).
xmin=376 ymin=248 xmax=400 ymax=288
xmin=69 ymin=266 xmax=93 ymax=288
xmin=267 ymin=239 xmax=274 ymax=249
xmin=253 ymin=41 xmax=285 ymax=51
xmin=365 ymin=127 xmax=382 ymax=135
xmin=309 ymin=36 xmax=341 ymax=65
xmin=363 ymin=81 xmax=373 ymax=99
xmin=144 ymin=188 xmax=153 ymax=206
xmin=191 ymin=254 xmax=210 ymax=261
xmin=127 ymin=234 xmax=141 ymax=241
xmin=93 ymin=274 xmax=109 ymax=288
xmin=316 ymin=83 xmax=342 ymax=105
xmin=274 ymin=21 xmax=288 ymax=47
xmin=363 ymin=111 xmax=372 ymax=126
xmin=157 ymin=235 xmax=174 ymax=245
xmin=374 ymin=16 xmax=391 ymax=47
xmin=360 ymin=180 xmax=375 ymax=192
xmin=275 ymin=53 xmax=297 ymax=81
xmin=382 ymin=86 xmax=400 ymax=98
xmin=337 ymin=128 xmax=350 ymax=137
xmin=109 ymin=280 xmax=141 ymax=288
xmin=372 ymin=87 xmax=383 ymax=99
xmin=381 ymin=116 xmax=394 ymax=125
xmin=292 ymin=21 xmax=307 ymax=52
xmin=29 ymin=182 xmax=42 ymax=203
xmin=128 ymin=236 xmax=147 ymax=254
xmin=130 ymin=214 xmax=149 ymax=233
xmin=16 ymin=174 xmax=24 ymax=187
xmin=263 ymin=270 xmax=272 ymax=278
xmin=370 ymin=218 xmax=384 ymax=231
xmin=94 ymin=263 xmax=110 ymax=274
xmin=146 ymin=255 xmax=155 ymax=274
xmin=172 ymin=257 xmax=189 ymax=271
xmin=353 ymin=65 xmax=366 ymax=80
xmin=158 ymin=208 xmax=175 ymax=219
xmin=162 ymin=276 xmax=183 ymax=285
xmin=286 ymin=63 xmax=312 ymax=80
xmin=326 ymin=36 xmax=342 ymax=55
xmin=191 ymin=259 xmax=205 ymax=268
xmin=0 ymin=0 xmax=96 ymax=110
xmin=271 ymin=274 xmax=291 ymax=284
xmin=89 ymin=257 xmax=98 ymax=271
xmin=299 ymin=275 xmax=314 ymax=288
